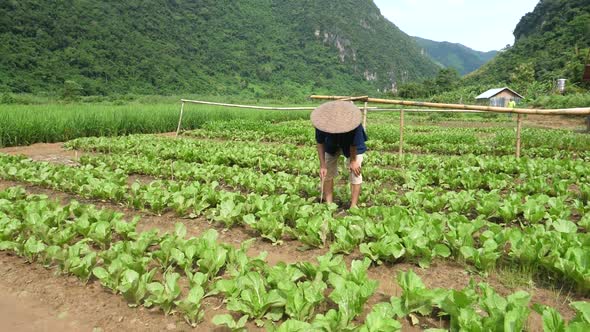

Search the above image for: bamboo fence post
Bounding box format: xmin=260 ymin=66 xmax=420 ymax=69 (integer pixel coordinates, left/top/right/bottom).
xmin=516 ymin=113 xmax=523 ymax=158
xmin=399 ymin=109 xmax=405 ymax=156
xmin=176 ymin=101 xmax=185 ymax=137
xmin=363 ymin=102 xmax=368 ymax=129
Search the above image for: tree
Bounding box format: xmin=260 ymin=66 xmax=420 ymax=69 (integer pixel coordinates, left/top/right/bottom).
xmin=434 ymin=68 xmax=460 ymax=93
xmin=62 ymin=80 xmax=83 ymax=100
xmin=397 ymin=82 xmax=428 ymax=99
xmin=562 ymin=48 xmax=590 ymax=88
xmin=510 ymin=63 xmax=536 ymax=91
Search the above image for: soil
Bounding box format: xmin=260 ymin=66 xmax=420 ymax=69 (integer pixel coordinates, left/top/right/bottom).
xmin=0 ymin=142 xmax=82 ymax=165
xmin=0 ymin=279 xmax=91 ymax=332
xmin=0 ymin=141 xmax=588 ymax=331
xmin=522 ymin=114 xmax=587 ymax=131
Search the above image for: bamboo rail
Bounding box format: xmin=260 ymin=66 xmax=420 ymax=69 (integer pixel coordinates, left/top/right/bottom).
xmin=370 ymin=108 xmax=486 ymax=113
xmin=337 ymin=96 xmax=369 ymax=102
xmin=310 ymin=95 xmax=590 ymax=116
xmin=180 ymin=99 xmax=315 ymax=110
xmin=179 ymin=99 xmax=489 ymax=113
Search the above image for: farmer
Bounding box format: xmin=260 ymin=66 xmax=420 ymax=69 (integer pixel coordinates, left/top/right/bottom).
xmin=508 ymin=99 xmax=516 ymax=109
xmin=507 ymin=99 xmax=517 ymax=118
xmin=311 ymin=100 xmax=368 ymax=208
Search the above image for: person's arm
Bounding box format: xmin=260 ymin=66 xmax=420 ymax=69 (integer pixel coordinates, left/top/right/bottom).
xmin=317 ymin=143 xmax=327 ymax=179
xmin=348 ymin=126 xmax=364 ymax=177
xmin=349 ymin=145 xmax=361 ymax=176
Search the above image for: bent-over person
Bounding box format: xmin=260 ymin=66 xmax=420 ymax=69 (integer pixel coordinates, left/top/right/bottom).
xmin=311 ymin=101 xmax=368 ymax=208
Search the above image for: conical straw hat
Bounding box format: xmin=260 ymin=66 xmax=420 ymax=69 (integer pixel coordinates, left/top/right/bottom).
xmin=311 ymin=101 xmax=362 ymax=134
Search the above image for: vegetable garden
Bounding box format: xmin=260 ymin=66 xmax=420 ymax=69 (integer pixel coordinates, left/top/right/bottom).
xmin=0 ymin=110 xmax=589 ymax=331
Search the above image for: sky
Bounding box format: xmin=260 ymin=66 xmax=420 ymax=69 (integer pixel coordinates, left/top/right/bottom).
xmin=373 ymin=0 xmax=540 ymax=52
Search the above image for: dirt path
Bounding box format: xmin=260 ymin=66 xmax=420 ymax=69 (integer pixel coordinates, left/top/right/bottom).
xmin=523 ymin=114 xmax=587 ymax=130
xmin=0 ymin=252 xmax=186 ymax=332
xmin=0 ymin=142 xmax=81 ymax=165
xmin=0 ymin=280 xmax=90 ymax=332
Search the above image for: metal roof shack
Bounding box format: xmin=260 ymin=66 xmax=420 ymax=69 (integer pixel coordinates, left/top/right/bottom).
xmin=476 ymin=87 xmax=524 ymax=107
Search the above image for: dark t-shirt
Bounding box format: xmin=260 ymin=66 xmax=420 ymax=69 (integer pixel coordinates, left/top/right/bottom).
xmin=315 ymin=125 xmax=368 ymax=158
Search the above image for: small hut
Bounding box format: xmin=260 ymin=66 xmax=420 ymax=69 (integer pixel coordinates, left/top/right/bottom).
xmin=475 ymin=87 xmax=524 ymax=107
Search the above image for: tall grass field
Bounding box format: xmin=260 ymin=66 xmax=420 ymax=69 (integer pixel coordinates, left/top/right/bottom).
xmin=0 ymin=103 xmax=310 ymax=148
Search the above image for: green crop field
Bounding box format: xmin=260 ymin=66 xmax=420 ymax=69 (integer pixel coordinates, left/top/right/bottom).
xmin=0 ymin=110 xmax=589 ymax=331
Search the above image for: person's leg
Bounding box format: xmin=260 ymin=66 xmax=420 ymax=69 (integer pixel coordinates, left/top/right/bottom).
xmin=350 ymin=183 xmax=361 ymax=208
xmin=348 ymin=154 xmax=364 ymax=208
xmin=324 ymin=179 xmax=334 ymax=203
xmin=323 ymin=151 xmax=339 ymax=203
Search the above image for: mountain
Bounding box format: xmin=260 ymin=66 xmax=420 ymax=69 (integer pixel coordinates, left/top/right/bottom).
xmin=466 ymin=0 xmax=590 ymax=86
xmin=0 ymin=0 xmax=439 ymax=97
xmin=413 ymin=37 xmax=497 ymax=75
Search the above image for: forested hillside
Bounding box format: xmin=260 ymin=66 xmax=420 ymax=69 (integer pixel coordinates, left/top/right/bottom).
xmin=466 ymin=0 xmax=590 ymax=87
xmin=413 ymin=37 xmax=497 ymax=75
xmin=0 ymin=0 xmax=439 ymax=98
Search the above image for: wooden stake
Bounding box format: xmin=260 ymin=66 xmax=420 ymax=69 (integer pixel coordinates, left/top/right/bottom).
xmin=176 ymin=102 xmax=185 ymax=137
xmin=363 ymin=102 xmax=368 ymax=129
xmin=516 ymin=114 xmax=523 ymax=158
xmin=399 ymin=109 xmax=405 ymax=156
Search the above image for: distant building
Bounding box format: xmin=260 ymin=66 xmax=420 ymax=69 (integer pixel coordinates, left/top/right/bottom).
xmin=475 ymin=87 xmax=524 ymax=107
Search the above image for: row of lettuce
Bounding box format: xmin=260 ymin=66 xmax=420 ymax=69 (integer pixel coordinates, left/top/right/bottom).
xmin=66 ymin=135 xmax=590 ymax=199
xmin=72 ymin=145 xmax=589 ymax=224
xmin=1 ymin=187 xmax=589 ymax=331
xmin=65 ymin=136 xmax=588 ymax=232
xmin=182 ymin=119 xmax=590 ymax=159
xmin=0 ymin=152 xmax=588 ymax=294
